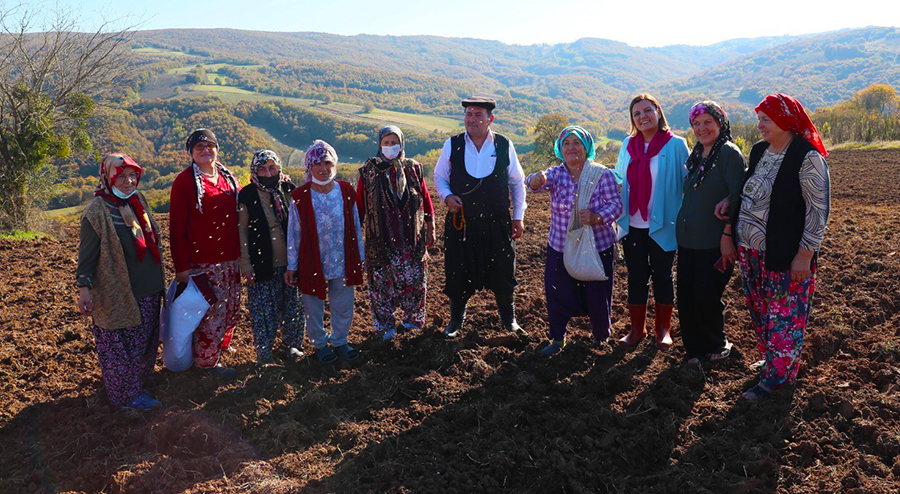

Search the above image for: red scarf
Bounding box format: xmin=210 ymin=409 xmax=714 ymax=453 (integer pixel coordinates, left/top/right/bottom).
xmin=95 ymin=154 xmax=161 ymax=264
xmin=755 ymin=93 xmax=828 ymax=157
xmin=626 ymin=130 xmax=674 ymax=221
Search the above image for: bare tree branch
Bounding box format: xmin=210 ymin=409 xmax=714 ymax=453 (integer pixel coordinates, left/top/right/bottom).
xmin=0 ymin=1 xmax=140 ymax=228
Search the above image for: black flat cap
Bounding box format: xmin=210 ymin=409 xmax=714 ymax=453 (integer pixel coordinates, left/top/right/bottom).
xmin=461 ymin=96 xmax=496 ymax=111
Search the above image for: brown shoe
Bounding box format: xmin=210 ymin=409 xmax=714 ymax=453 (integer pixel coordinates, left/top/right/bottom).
xmin=618 ymin=304 xmax=647 ymax=349
xmin=654 ymin=303 xmax=674 ymax=351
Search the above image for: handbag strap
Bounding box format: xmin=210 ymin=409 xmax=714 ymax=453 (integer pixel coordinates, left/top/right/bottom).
xmin=567 ymin=162 xmax=606 ymax=231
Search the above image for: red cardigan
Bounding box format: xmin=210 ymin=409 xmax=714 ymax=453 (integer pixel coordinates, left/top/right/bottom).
xmin=291 ymin=180 xmax=363 ymax=298
xmin=169 ymin=167 xmax=240 ymax=273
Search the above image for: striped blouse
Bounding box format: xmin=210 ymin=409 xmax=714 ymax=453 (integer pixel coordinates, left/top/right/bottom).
xmin=737 ymin=148 xmax=830 ymax=252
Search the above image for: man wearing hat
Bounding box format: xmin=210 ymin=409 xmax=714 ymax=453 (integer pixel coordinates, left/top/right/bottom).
xmin=433 ymin=96 xmax=527 ymax=338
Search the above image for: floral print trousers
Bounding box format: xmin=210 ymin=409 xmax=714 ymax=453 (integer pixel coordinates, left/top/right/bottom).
xmin=192 ymin=259 xmax=241 ymax=368
xmin=367 ymin=254 xmax=427 ymax=334
xmin=738 ymin=246 xmax=816 ymax=391
xmin=92 ymin=295 xmax=160 ymax=406
xmin=246 ymin=267 xmax=305 ymax=363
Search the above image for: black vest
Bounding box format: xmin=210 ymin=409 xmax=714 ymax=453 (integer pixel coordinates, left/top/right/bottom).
xmin=238 ymin=181 xmax=295 ymax=282
xmin=739 ymin=137 xmax=817 ymax=271
xmin=448 ymin=132 xmax=511 ymax=219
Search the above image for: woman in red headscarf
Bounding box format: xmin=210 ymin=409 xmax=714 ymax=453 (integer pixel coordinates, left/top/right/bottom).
xmin=76 ymin=154 xmax=165 ymax=410
xmin=718 ymin=93 xmax=831 ymax=400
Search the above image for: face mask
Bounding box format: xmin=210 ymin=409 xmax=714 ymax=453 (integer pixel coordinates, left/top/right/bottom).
xmin=381 ymin=145 xmax=401 ymax=160
xmin=257 ymin=174 xmax=280 ymax=189
xmin=310 ymin=167 xmax=336 ymax=186
xmin=112 ymin=185 xmax=136 ymax=199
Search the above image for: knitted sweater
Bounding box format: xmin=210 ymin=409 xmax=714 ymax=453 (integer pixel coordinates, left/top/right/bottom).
xmin=78 ymin=194 xmax=163 ymax=329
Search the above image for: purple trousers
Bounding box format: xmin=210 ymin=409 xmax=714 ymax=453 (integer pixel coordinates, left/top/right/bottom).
xmin=92 ymin=295 xmax=160 ymax=406
xmin=544 ymin=245 xmax=614 ymax=342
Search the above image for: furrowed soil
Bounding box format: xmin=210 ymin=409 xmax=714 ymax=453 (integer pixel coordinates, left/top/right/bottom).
xmin=1 ymin=149 xmax=899 ymax=493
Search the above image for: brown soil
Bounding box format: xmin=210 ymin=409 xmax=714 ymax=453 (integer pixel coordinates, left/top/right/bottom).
xmin=1 ymin=148 xmax=899 ymax=493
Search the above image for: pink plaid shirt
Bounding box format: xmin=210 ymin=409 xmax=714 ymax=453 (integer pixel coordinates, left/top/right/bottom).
xmin=527 ymin=163 xmax=623 ymax=253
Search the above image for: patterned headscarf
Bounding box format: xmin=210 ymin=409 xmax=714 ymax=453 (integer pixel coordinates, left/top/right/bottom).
xmin=554 ymin=125 xmax=596 ymax=162
xmin=755 ymin=93 xmax=828 ymax=157
xmin=304 ymin=140 xmax=338 ymax=183
xmin=685 ymin=100 xmax=733 ymax=189
xmin=250 ymin=149 xmax=288 ymax=221
xmin=376 ymin=125 xmax=407 ymax=199
xmin=95 ymin=153 xmax=161 ymax=264
xmin=376 ymin=125 xmax=405 ymax=160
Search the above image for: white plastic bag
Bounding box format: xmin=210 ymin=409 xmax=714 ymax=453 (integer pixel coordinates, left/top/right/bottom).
xmin=159 ymin=277 xmax=211 ymax=372
xmin=563 ymin=162 xmax=609 ymax=281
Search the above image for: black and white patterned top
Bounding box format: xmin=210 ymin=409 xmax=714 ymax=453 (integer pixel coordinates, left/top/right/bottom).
xmin=737 ymin=148 xmax=830 ymax=252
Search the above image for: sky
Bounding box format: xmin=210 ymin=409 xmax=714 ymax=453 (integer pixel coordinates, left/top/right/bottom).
xmin=15 ymin=0 xmax=897 ymax=47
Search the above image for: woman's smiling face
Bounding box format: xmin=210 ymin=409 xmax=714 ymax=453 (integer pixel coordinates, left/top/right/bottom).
xmin=113 ymin=168 xmax=140 ymax=195
xmin=191 ymin=141 xmax=218 ymax=166
xmin=561 ymin=133 xmax=586 ymax=165
xmin=692 ymin=113 xmax=721 ymax=149
xmin=631 ymin=99 xmax=660 ymax=135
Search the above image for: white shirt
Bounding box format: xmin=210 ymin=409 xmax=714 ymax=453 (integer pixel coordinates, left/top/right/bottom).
xmin=628 ymin=143 xmax=659 ymax=229
xmin=433 ymin=131 xmax=527 ymax=221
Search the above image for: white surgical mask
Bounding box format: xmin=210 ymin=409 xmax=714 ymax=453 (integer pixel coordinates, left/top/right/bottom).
xmin=310 ymin=167 xmax=336 ymax=186
xmin=381 ymin=145 xmax=401 ymax=160
xmin=112 ymin=186 xmax=136 ymax=199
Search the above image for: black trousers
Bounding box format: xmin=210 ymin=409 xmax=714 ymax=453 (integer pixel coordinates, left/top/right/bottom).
xmin=677 ymin=247 xmax=733 ymax=359
xmin=443 ymin=213 xmax=517 ymax=301
xmin=621 ymin=227 xmax=675 ymax=305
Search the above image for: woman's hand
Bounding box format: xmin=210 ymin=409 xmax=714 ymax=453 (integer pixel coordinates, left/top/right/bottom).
xmin=242 ymin=272 xmax=255 ymax=286
xmin=714 ymin=197 xmax=731 ymax=220
xmin=175 ymin=270 xmax=191 ymax=284
xmin=425 ymin=222 xmax=436 ymax=248
xmin=790 ymin=248 xmax=814 ymax=283
xmin=77 ymin=287 xmax=93 ymax=317
xmin=284 ymin=270 xmax=297 ymax=286
xmin=528 ymin=170 xmax=548 ymax=190
xmin=579 ymin=209 xmax=597 ymax=226
xmin=720 ymin=235 xmax=736 ymax=266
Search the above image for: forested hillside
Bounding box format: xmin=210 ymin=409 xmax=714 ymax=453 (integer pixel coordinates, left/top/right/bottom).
xmin=126 ymin=26 xmax=900 ymax=132
xmin=44 ymin=26 xmax=900 ymax=213
xmin=659 ymin=27 xmax=900 ymax=127
xmin=51 ymin=98 xmax=445 ymax=211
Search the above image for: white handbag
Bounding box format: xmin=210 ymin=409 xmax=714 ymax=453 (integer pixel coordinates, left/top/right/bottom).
xmin=563 ymin=162 xmax=609 ymax=281
xmin=159 ymin=276 xmax=213 ymax=372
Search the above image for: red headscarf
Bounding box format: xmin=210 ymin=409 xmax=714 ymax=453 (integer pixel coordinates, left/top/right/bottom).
xmin=755 ymin=93 xmax=828 ymax=157
xmin=95 ymin=154 xmax=161 ymax=264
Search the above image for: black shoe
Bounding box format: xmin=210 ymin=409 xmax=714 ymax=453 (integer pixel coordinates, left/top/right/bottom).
xmin=443 ymin=298 xmax=467 ymax=338
xmin=497 ymin=303 xmax=525 ymax=335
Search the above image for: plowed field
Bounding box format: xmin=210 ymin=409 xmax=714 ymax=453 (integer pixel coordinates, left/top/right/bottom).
xmin=1 ymin=149 xmax=898 ymax=493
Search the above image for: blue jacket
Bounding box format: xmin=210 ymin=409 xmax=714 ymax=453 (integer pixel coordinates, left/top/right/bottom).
xmin=613 ymin=135 xmax=689 ymax=252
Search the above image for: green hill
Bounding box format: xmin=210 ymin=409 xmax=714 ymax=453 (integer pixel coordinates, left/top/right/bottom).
xmin=658 ymin=27 xmax=900 ymax=127
xmin=131 ymin=27 xmax=900 ymax=132
xmin=43 ymin=26 xmax=900 ymax=213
